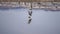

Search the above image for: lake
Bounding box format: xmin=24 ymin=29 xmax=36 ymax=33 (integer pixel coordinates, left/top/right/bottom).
xmin=0 ymin=8 xmax=60 ymax=34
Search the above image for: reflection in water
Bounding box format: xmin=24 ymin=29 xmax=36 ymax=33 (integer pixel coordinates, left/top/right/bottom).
xmin=28 ymin=10 xmax=32 ymax=24
xmin=28 ymin=17 xmax=32 ymax=24
xmin=28 ymin=8 xmax=32 ymax=24
xmin=28 ymin=10 xmax=32 ymax=16
xmin=28 ymin=3 xmax=32 ymax=24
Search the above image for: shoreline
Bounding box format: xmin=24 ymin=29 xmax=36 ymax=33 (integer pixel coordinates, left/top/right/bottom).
xmin=0 ymin=2 xmax=60 ymax=11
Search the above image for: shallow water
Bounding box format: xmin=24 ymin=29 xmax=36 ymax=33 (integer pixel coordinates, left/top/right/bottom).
xmin=0 ymin=8 xmax=60 ymax=34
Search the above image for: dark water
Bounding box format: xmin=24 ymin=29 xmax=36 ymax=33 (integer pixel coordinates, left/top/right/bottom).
xmin=0 ymin=8 xmax=60 ymax=34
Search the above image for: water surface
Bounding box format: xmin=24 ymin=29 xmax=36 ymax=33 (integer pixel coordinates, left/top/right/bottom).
xmin=0 ymin=8 xmax=60 ymax=34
